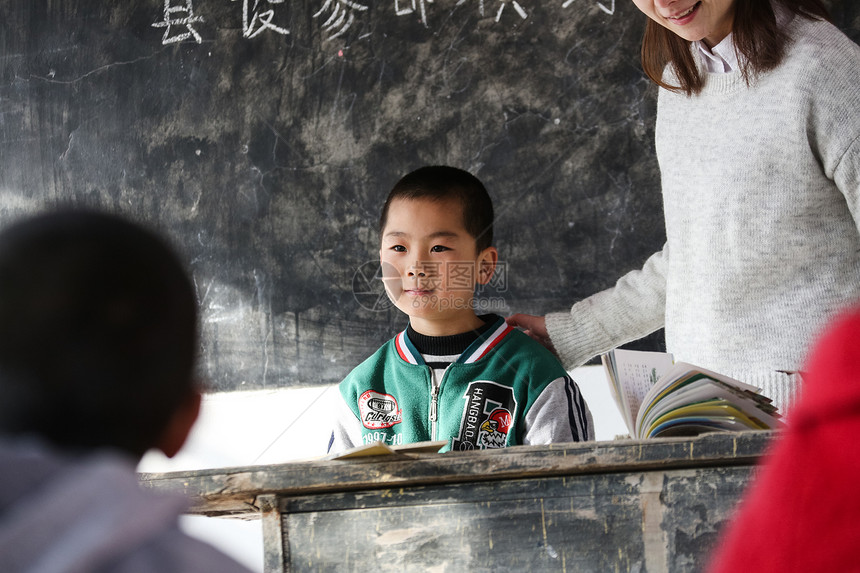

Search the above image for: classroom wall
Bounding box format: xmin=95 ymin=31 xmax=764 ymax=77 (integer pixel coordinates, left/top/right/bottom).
xmin=1 ymin=1 xmax=858 ymax=393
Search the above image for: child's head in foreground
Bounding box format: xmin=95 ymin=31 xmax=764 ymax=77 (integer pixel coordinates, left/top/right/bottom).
xmin=378 ymin=165 xmax=498 ymax=336
xmin=0 ymin=209 xmax=200 ymax=460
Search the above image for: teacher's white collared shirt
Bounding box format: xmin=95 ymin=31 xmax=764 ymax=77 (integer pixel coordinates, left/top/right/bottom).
xmin=695 ymin=34 xmax=739 ymax=73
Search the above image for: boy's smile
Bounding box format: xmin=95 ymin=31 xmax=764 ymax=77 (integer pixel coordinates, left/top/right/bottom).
xmin=379 ymin=197 xmax=497 ymax=337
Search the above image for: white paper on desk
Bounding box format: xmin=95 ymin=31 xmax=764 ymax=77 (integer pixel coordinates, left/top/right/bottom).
xmin=329 ymin=440 xmax=447 ymax=460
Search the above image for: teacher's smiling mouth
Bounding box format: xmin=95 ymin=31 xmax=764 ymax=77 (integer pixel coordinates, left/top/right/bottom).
xmin=667 ymin=1 xmax=702 ymax=25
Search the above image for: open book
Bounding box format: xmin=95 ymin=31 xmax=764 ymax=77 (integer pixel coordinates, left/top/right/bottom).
xmin=328 ymin=440 xmax=447 ymax=460
xmin=601 ymin=349 xmax=782 ymax=439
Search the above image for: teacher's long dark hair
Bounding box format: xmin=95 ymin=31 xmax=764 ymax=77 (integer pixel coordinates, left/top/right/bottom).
xmin=642 ymin=0 xmax=831 ymax=95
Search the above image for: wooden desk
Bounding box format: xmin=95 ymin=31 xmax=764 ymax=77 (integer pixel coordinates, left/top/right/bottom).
xmin=140 ymin=431 xmax=772 ymax=572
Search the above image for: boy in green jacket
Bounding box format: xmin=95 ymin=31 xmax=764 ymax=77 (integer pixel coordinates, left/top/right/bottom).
xmin=328 ymin=166 xmax=593 ymax=453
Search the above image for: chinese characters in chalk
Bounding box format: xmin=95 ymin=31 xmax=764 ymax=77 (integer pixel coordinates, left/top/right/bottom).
xmin=397 ymin=0 xmax=529 ymax=27
xmin=485 ymin=1 xmax=529 ymax=23
xmin=153 ymin=0 xmax=291 ymax=45
xmin=235 ymin=0 xmax=290 ymax=38
xmin=562 ymin=0 xmax=616 ymax=16
xmin=152 ymin=0 xmax=615 ymax=46
xmin=152 ymin=0 xmax=204 ymax=44
xmin=395 ymin=0 xmax=432 ymax=27
xmin=314 ymin=0 xmax=369 ymax=41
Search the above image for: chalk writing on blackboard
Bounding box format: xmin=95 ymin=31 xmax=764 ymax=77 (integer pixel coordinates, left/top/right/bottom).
xmin=395 ymin=0 xmax=431 ymax=26
xmin=492 ymin=1 xmax=529 ymax=22
xmin=151 ymin=0 xmax=616 ymax=46
xmin=314 ymin=0 xmax=369 ymax=41
xmin=399 ymin=0 xmax=531 ymax=27
xmin=562 ymin=0 xmax=616 ymax=15
xmin=235 ymin=0 xmax=290 ymax=38
xmin=152 ymin=0 xmax=204 ymax=45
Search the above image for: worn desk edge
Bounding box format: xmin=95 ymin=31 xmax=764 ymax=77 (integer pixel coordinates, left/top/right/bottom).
xmin=139 ymin=431 xmax=774 ymax=519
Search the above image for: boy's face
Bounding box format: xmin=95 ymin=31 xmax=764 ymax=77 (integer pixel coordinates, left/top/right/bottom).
xmin=379 ymin=197 xmax=497 ymax=336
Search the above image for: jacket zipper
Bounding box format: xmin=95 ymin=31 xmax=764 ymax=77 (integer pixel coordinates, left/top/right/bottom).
xmin=429 ymin=371 xmax=439 ymax=440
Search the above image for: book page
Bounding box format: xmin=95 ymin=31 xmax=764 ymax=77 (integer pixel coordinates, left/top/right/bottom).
xmin=603 ymin=349 xmax=675 ymax=435
xmin=637 ymin=362 xmax=769 ymax=422
xmin=635 ymin=363 xmax=783 ymax=439
xmin=601 ymin=353 xmax=628 ymax=430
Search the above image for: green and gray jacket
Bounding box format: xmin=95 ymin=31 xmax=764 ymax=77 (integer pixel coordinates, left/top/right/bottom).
xmin=328 ymin=316 xmax=593 ymax=453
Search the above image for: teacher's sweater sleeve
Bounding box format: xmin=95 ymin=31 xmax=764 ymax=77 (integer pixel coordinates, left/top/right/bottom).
xmin=825 ymin=81 xmax=860 ymax=232
xmin=836 ymin=137 xmax=860 ymax=229
xmin=544 ymin=244 xmax=668 ymax=370
xmin=805 ymin=24 xmax=860 ymax=232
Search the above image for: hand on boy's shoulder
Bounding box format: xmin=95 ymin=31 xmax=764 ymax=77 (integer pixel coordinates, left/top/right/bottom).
xmin=506 ymin=314 xmax=557 ymax=356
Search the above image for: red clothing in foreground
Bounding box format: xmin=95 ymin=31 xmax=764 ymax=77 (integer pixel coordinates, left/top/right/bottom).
xmin=707 ymin=305 xmax=860 ymax=573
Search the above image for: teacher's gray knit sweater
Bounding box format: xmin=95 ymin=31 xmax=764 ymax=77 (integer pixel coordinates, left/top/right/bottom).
xmin=546 ymin=13 xmax=860 ymax=413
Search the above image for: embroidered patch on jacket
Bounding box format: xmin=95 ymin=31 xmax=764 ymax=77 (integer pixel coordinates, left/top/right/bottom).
xmin=358 ymin=390 xmax=403 ymax=429
xmin=451 ymin=381 xmax=517 ymax=451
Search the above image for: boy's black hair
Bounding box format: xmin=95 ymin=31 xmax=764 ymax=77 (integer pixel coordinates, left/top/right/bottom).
xmin=379 ymin=166 xmax=494 ymax=252
xmin=0 ymin=210 xmax=198 ymax=458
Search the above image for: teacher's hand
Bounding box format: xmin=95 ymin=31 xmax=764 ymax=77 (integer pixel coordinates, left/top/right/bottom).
xmin=506 ymin=313 xmax=556 ymax=354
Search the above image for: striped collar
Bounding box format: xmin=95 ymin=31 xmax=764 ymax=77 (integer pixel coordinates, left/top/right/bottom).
xmin=394 ymin=316 xmax=514 ymax=366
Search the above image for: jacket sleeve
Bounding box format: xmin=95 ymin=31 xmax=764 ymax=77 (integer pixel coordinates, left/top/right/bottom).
xmin=522 ymin=375 xmax=594 ymax=444
xmin=327 ymin=392 xmax=364 ymax=454
xmin=544 ymin=246 xmax=668 ymax=370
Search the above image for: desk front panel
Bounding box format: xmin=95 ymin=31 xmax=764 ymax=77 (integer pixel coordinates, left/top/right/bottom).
xmin=278 ymin=465 xmax=751 ymax=572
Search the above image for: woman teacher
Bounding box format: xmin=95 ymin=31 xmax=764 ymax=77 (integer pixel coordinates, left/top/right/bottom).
xmin=508 ymin=0 xmax=860 ymax=413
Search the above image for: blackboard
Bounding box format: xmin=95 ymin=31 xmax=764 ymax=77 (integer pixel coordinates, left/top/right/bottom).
xmin=2 ymin=1 xmax=858 ymax=391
